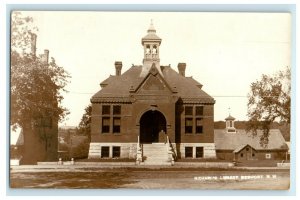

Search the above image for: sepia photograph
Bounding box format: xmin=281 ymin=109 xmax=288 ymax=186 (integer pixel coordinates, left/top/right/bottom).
xmin=9 ymin=11 xmax=291 ymax=190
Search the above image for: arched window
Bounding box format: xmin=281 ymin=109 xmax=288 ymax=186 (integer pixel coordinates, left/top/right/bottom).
xmin=152 ymin=45 xmax=157 ymax=54
xmin=146 ymin=45 xmax=151 ymax=54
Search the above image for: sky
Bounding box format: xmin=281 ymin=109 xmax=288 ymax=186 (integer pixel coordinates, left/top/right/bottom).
xmin=18 ymin=11 xmax=291 ymax=127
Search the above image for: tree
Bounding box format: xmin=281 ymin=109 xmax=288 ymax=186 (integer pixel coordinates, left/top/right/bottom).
xmin=77 ymin=104 xmax=92 ymax=140
xmin=10 ymin=12 xmax=70 ymax=163
xmin=246 ymin=66 xmax=290 ymax=146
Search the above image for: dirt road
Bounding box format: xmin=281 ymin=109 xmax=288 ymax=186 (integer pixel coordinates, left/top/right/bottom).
xmin=10 ymin=168 xmax=289 ymax=190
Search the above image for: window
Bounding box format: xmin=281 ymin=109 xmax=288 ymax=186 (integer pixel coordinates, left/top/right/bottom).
xmin=112 ymin=146 xmax=120 ymax=158
xmin=102 ymin=105 xmax=122 ymax=134
xmin=113 ymin=105 xmax=121 ymax=115
xmin=184 ymin=105 xmax=206 ymax=134
xmin=185 ymin=106 xmax=193 ymax=115
xmin=113 ymin=117 xmax=121 ymax=133
xmin=196 ymin=147 xmax=204 ymax=158
xmin=229 ymin=121 xmax=233 ymax=127
xmin=196 ymin=106 xmax=203 ymax=116
xmin=246 ymin=147 xmax=249 ymax=151
xmin=101 ymin=146 xmax=109 ymax=158
xmin=185 ymin=118 xmax=193 ymax=134
xmin=102 ymin=117 xmax=110 ymax=133
xmin=240 ymin=153 xmax=244 ymax=157
xmin=153 ymin=45 xmax=157 ymax=54
xmin=146 ymin=45 xmax=151 ymax=54
xmin=252 ymin=153 xmax=255 ymax=157
xmin=265 ymin=153 xmax=271 ymax=159
xmin=195 ymin=118 xmax=203 ymax=134
xmin=102 ymin=105 xmax=110 ymax=115
xmin=185 ymin=147 xmax=193 ymax=158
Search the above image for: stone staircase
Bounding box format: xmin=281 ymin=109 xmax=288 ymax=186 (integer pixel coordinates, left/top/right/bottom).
xmin=142 ymin=143 xmax=171 ymax=165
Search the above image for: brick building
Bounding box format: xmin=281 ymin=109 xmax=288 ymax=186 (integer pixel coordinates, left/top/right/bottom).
xmin=88 ymin=22 xmax=216 ymax=164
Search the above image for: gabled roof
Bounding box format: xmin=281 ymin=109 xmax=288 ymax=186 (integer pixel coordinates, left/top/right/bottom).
xmin=134 ymin=64 xmax=175 ymax=94
xmin=214 ymin=129 xmax=288 ymax=151
xmin=91 ymin=65 xmax=215 ymax=104
xmin=233 ymin=144 xmax=256 ymax=153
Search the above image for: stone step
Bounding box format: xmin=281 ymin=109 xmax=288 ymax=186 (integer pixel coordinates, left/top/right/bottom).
xmin=141 ymin=143 xmax=171 ymax=165
xmin=143 ymin=150 xmax=166 ymax=153
xmin=144 ymin=155 xmax=168 ymax=158
xmin=143 ymin=161 xmax=172 ymax=166
xmin=143 ymin=147 xmax=166 ymax=149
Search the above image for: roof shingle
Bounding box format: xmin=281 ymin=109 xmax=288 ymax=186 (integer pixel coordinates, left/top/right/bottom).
xmin=91 ymin=65 xmax=215 ymax=104
xmin=214 ymin=129 xmax=288 ymax=150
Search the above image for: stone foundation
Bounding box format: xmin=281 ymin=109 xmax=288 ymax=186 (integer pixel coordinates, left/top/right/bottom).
xmin=88 ymin=143 xmax=137 ymax=159
xmin=89 ymin=142 xmax=216 ymax=160
xmin=178 ymin=143 xmax=216 ymax=159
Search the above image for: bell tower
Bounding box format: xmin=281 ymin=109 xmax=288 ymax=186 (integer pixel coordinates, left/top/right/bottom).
xmin=140 ymin=20 xmax=162 ymax=77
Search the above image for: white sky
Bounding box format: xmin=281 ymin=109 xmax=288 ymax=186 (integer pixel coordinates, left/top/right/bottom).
xmin=19 ymin=11 xmax=291 ymax=127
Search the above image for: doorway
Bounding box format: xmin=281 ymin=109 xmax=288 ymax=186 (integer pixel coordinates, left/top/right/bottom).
xmin=139 ymin=110 xmax=166 ymax=143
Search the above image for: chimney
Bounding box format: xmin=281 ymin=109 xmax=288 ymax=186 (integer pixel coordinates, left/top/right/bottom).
xmin=115 ymin=61 xmax=122 ymax=76
xmin=177 ymin=63 xmax=186 ymax=76
xmin=43 ymin=49 xmax=49 ymax=64
xmin=30 ymin=33 xmax=37 ymax=57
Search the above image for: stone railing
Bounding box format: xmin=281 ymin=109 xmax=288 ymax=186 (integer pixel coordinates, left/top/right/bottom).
xmin=166 ymin=136 xmax=175 ymax=165
xmin=136 ymin=136 xmax=143 ymax=165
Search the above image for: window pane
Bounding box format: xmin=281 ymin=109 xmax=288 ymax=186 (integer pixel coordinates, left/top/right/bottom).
xmin=185 ymin=118 xmax=193 ymax=134
xmin=113 ymin=118 xmax=121 ymax=125
xmin=185 ymin=106 xmax=193 ymax=115
xmin=185 ymin=118 xmax=193 ymax=126
xmin=113 ymin=146 xmax=120 ymax=158
xmin=113 ymin=117 xmax=121 ymax=133
xmin=102 ymin=105 xmax=110 ymax=115
xmin=185 ymin=147 xmax=193 ymax=158
xmin=196 ymin=147 xmax=204 ymax=158
xmin=103 ymin=117 xmax=110 ymax=125
xmin=102 ymin=117 xmax=110 ymax=133
xmin=196 ymin=118 xmax=202 ymax=126
xmin=101 ymin=146 xmax=109 ymax=158
xmin=196 ymin=106 xmax=203 ymax=116
xmin=113 ymin=105 xmax=121 ymax=115
xmin=196 ymin=126 xmax=203 ymax=134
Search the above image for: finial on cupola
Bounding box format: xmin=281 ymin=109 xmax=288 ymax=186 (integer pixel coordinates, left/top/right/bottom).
xmin=225 ymin=107 xmax=236 ymax=133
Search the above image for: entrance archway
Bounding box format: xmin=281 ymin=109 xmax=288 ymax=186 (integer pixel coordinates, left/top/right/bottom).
xmin=140 ymin=110 xmax=166 ymax=143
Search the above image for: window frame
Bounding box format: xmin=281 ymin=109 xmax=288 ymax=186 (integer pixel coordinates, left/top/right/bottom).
xmin=112 ymin=146 xmax=121 ymax=158
xmin=195 ymin=118 xmax=203 ymax=134
xmin=196 ymin=147 xmax=204 ymax=158
xmin=113 ymin=117 xmax=121 ymax=134
xmin=101 ymin=105 xmax=122 ymax=134
xmin=101 ymin=146 xmax=110 ymax=158
xmin=102 ymin=105 xmax=111 ymax=115
xmin=195 ymin=106 xmax=204 ymax=116
xmin=113 ymin=105 xmax=121 ymax=115
xmin=265 ymin=153 xmax=271 ymax=159
xmin=102 ymin=117 xmax=110 ymax=133
xmin=185 ymin=147 xmax=193 ymax=158
xmin=185 ymin=118 xmax=193 ymax=134
xmin=185 ymin=106 xmax=193 ymax=116
xmin=184 ymin=105 xmax=205 ymax=135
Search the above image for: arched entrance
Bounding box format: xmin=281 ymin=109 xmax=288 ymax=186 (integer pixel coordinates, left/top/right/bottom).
xmin=140 ymin=110 xmax=166 ymax=143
